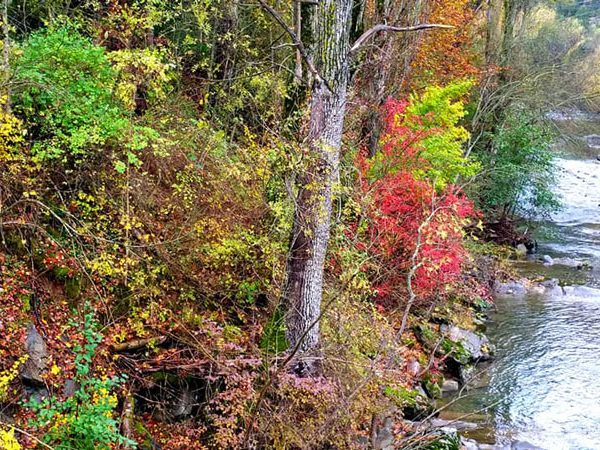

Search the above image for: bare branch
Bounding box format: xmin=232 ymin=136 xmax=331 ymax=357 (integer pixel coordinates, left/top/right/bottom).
xmin=256 ymin=0 xmax=323 ymax=85
xmin=349 ymin=23 xmax=455 ymax=57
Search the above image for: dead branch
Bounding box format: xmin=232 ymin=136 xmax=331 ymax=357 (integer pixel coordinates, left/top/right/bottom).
xmin=349 ymin=23 xmax=454 ymax=56
xmin=111 ymin=336 xmax=167 ymax=353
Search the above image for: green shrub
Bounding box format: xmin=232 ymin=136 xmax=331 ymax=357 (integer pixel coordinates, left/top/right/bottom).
xmin=406 ymin=80 xmax=480 ymax=187
xmin=473 ymin=108 xmax=559 ymax=218
xmin=26 ymin=311 xmax=136 ymax=450
xmin=13 ymin=27 xmax=129 ymax=162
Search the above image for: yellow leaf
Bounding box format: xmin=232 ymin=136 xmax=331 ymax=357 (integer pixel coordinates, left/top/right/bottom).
xmin=50 ymin=364 xmax=61 ymax=375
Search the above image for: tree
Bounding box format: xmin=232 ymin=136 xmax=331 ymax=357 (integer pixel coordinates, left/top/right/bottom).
xmin=259 ymin=0 xmax=452 ymax=366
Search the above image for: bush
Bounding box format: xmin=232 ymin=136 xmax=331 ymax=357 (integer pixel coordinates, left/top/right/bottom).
xmin=473 ymin=108 xmax=558 ymax=218
xmin=26 ymin=312 xmax=135 ymax=450
xmin=13 ymin=27 xmax=129 ymax=162
xmin=378 ymin=81 xmax=479 ymax=189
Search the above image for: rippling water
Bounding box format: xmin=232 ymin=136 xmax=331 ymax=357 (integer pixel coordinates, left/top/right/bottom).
xmin=489 ymin=288 xmax=600 ymax=448
xmin=444 ymin=156 xmax=600 ymax=449
xmin=545 ymin=158 xmax=600 ymax=260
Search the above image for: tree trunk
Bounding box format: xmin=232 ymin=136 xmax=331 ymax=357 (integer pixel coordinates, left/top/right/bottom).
xmin=284 ymin=0 xmax=352 ymax=360
xmin=357 ymin=0 xmax=428 ymax=156
xmin=3 ymin=0 xmax=10 ymax=113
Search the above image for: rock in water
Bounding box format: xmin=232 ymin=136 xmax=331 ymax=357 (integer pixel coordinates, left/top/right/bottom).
xmin=494 ymin=280 xmax=527 ymax=296
xmin=515 ymin=244 xmax=528 ymax=257
xmin=542 ymin=255 xmax=554 ymax=265
xmin=20 ymin=323 xmax=48 ymax=386
xmin=441 ymin=378 xmax=460 ymax=394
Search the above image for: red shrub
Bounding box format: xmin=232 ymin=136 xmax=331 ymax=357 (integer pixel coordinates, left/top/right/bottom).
xmin=355 ymin=98 xmax=476 ymax=303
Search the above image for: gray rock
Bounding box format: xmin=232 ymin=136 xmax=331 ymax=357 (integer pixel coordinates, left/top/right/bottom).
xmin=540 ymin=278 xmax=558 ymax=288
xmin=63 ymin=379 xmax=79 ymax=397
xmin=460 ymin=437 xmax=515 ymax=450
xmin=512 ymin=441 xmax=544 ymax=450
xmin=562 ymin=285 xmax=600 ymax=297
xmin=170 ymin=386 xmax=195 ymax=419
xmin=585 ymin=134 xmax=600 ymax=148
xmin=441 ymin=378 xmax=460 ymax=393
xmin=494 ymin=280 xmax=527 ymax=296
xmin=461 ymin=438 xmax=480 ymax=450
xmin=539 ymin=279 xmax=563 ymax=296
xmin=406 ymin=359 xmax=421 ymax=377
xmin=515 ymin=244 xmax=528 ymax=257
xmin=528 ymin=284 xmax=546 ymax=295
xmin=460 ymin=364 xmax=476 ymax=384
xmin=20 ymin=323 xmax=48 ymax=386
xmin=441 ymin=325 xmax=494 ymax=362
xmin=463 ymin=362 xmax=492 ymax=389
xmin=542 ymin=255 xmax=554 ymax=265
xmin=373 ymin=417 xmax=394 ymax=450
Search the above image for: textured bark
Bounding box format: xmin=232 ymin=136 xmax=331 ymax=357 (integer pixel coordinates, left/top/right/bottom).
xmin=485 ymin=0 xmax=506 ymax=67
xmin=284 ymin=0 xmax=352 ymax=357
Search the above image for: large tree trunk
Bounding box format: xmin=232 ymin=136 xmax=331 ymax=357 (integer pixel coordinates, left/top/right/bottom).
xmin=284 ymin=0 xmax=352 ymax=360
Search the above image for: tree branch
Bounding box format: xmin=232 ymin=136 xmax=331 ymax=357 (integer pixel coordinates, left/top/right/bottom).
xmin=257 ymin=0 xmax=323 ymax=85
xmin=349 ymin=23 xmax=455 ymax=57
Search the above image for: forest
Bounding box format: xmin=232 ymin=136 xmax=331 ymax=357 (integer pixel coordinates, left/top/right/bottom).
xmin=0 ymin=0 xmax=599 ymax=449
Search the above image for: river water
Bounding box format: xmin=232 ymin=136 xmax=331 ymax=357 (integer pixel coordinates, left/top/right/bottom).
xmin=443 ymin=154 xmax=600 ymax=449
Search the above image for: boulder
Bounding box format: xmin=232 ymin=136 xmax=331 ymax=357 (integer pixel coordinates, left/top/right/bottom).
xmin=63 ymin=379 xmax=79 ymax=397
xmin=585 ymin=134 xmax=600 ymax=148
xmin=542 ymin=255 xmax=554 ymax=266
xmin=373 ymin=417 xmax=394 ymax=450
xmin=441 ymin=378 xmax=460 ymax=394
xmin=406 ymin=359 xmax=421 ymax=377
xmin=461 ymin=438 xmax=511 ymax=450
xmin=441 ymin=325 xmax=494 ymax=362
xmin=512 ymin=441 xmax=544 ymax=450
xmin=20 ymin=323 xmax=48 ymax=387
xmin=402 ymin=386 xmax=434 ymax=421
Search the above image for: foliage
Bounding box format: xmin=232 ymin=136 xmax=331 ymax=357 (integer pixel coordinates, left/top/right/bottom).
xmin=108 ymin=47 xmax=176 ymax=112
xmin=404 ymin=80 xmax=479 ymax=187
xmin=356 ymin=94 xmax=477 ymax=301
xmin=13 ymin=27 xmax=129 ymax=162
xmin=0 ymin=355 xmax=28 ymax=401
xmin=0 ymin=0 xmax=557 ymax=446
xmin=0 ymin=427 xmax=22 ymax=450
xmin=0 ymin=98 xmax=25 ymax=161
xmin=410 ymin=0 xmax=481 ymax=88
xmin=0 ymin=355 xmax=27 ymax=450
xmin=369 ymin=81 xmax=478 ymax=189
xmin=27 ymin=311 xmax=136 ymax=450
xmin=472 ymin=108 xmax=558 ymax=218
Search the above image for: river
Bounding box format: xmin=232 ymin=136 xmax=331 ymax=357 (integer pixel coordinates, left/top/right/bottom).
xmin=441 ymin=152 xmax=600 ymax=449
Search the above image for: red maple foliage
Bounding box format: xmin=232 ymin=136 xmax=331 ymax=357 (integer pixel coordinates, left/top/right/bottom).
xmin=355 ymin=98 xmax=476 ymax=303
